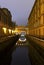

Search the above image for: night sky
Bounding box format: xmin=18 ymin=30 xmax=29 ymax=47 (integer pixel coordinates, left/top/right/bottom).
xmin=0 ymin=0 xmax=35 ymax=25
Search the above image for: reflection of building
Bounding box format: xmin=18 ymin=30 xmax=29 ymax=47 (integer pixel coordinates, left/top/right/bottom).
xmin=28 ymin=0 xmax=44 ymax=38
xmin=0 ymin=8 xmax=15 ymax=36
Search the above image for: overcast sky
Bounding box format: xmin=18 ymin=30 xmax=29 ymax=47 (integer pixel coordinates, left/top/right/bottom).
xmin=0 ymin=0 xmax=35 ymax=25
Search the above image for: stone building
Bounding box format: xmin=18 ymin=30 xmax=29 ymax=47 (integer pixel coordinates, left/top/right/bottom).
xmin=28 ymin=0 xmax=44 ymax=39
xmin=2 ymin=8 xmax=12 ymax=28
xmin=0 ymin=8 xmax=15 ymax=36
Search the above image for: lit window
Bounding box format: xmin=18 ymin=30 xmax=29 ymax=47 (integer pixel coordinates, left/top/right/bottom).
xmin=2 ymin=27 xmax=7 ymax=34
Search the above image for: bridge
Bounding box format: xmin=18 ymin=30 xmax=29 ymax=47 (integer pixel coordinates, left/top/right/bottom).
xmin=14 ymin=26 xmax=29 ymax=35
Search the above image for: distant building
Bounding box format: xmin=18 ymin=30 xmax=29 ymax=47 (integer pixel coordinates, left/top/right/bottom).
xmin=15 ymin=26 xmax=29 ymax=34
xmin=28 ymin=0 xmax=44 ymax=39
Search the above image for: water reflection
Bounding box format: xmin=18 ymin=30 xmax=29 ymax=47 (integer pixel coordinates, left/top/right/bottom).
xmin=11 ymin=46 xmax=31 ymax=65
xmin=0 ymin=45 xmax=16 ymax=65
xmin=0 ymin=50 xmax=12 ymax=65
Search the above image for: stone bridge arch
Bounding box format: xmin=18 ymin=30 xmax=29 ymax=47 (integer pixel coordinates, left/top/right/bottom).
xmin=15 ymin=26 xmax=29 ymax=35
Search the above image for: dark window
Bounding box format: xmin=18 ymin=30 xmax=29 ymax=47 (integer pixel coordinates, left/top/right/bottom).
xmin=3 ymin=16 xmax=6 ymax=24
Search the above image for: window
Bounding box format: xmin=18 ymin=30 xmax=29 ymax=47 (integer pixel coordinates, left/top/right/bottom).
xmin=39 ymin=29 xmax=41 ymax=35
xmin=3 ymin=16 xmax=6 ymax=24
xmin=0 ymin=12 xmax=1 ymax=21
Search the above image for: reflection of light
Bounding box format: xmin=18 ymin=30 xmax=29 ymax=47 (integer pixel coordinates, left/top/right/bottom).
xmin=19 ymin=38 xmax=26 ymax=42
xmin=21 ymin=34 xmax=24 ymax=36
xmin=16 ymin=43 xmax=17 ymax=45
xmin=19 ymin=38 xmax=21 ymax=41
xmin=13 ymin=31 xmax=15 ymax=33
xmin=2 ymin=27 xmax=7 ymax=34
xmin=14 ymin=29 xmax=18 ymax=33
xmin=16 ymin=32 xmax=18 ymax=35
xmin=12 ymin=30 xmax=14 ymax=34
xmin=24 ymin=38 xmax=26 ymax=41
xmin=12 ymin=30 xmax=16 ymax=34
xmin=8 ymin=29 xmax=11 ymax=34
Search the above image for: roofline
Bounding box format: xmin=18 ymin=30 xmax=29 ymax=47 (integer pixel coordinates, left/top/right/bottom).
xmin=0 ymin=8 xmax=12 ymax=17
xmin=0 ymin=8 xmax=7 ymax=16
xmin=28 ymin=0 xmax=36 ymax=20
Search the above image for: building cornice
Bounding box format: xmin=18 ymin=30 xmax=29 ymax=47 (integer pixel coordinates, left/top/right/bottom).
xmin=28 ymin=0 xmax=36 ymax=20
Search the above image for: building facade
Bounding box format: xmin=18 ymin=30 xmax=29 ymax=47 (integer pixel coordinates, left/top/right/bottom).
xmin=28 ymin=0 xmax=44 ymax=39
xmin=0 ymin=8 xmax=16 ymax=36
xmin=15 ymin=26 xmax=29 ymax=34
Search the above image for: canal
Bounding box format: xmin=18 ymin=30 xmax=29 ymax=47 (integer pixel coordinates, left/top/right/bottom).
xmin=10 ymin=46 xmax=31 ymax=65
xmin=0 ymin=35 xmax=31 ymax=65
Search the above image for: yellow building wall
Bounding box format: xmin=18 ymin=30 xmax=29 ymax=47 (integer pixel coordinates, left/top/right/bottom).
xmin=28 ymin=0 xmax=44 ymax=38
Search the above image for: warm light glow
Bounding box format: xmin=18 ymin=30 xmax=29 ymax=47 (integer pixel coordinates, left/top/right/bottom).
xmin=12 ymin=30 xmax=14 ymax=34
xmin=13 ymin=31 xmax=15 ymax=33
xmin=14 ymin=29 xmax=18 ymax=33
xmin=12 ymin=29 xmax=18 ymax=34
xmin=8 ymin=29 xmax=11 ymax=34
xmin=16 ymin=43 xmax=17 ymax=45
xmin=2 ymin=27 xmax=7 ymax=34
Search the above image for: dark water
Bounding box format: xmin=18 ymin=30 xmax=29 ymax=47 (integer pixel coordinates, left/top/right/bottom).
xmin=10 ymin=46 xmax=31 ymax=65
